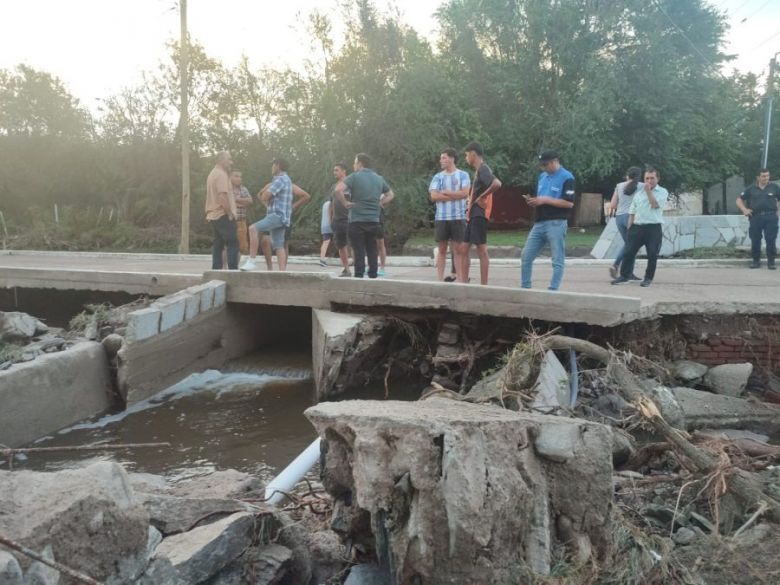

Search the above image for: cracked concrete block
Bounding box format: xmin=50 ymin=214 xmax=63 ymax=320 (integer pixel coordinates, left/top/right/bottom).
xmin=307 ymin=399 xmax=613 ymax=582
xmin=126 ymin=307 xmax=161 ymax=342
xmin=151 ymin=294 xmax=187 ymax=332
xmin=186 ymin=283 xmax=215 ymax=312
xmin=183 ymin=293 xmax=200 ymax=321
xmin=703 ymin=363 xmax=753 ymax=397
xmin=210 ymin=281 xmax=227 ymax=308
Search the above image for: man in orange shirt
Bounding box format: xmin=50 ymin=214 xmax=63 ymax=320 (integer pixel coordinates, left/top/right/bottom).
xmin=204 ymin=151 xmax=238 ymax=269
xmin=463 ymin=142 xmax=501 ymax=285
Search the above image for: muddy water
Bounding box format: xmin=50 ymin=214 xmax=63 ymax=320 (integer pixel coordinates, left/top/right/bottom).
xmin=16 ymin=350 xmax=318 ymax=483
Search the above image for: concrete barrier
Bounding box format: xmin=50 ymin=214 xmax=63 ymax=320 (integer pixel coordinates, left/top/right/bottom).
xmin=591 ymin=215 xmax=765 ymax=260
xmin=0 ymin=342 xmax=114 ymax=447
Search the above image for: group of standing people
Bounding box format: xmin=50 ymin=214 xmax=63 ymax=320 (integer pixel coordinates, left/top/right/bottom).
xmin=425 ymin=144 xmax=576 ymax=290
xmin=205 ymin=151 xmax=311 ymax=272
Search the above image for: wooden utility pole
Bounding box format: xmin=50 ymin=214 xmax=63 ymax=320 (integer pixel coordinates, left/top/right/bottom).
xmin=178 ymin=0 xmax=191 ymax=253
xmin=761 ymin=54 xmax=777 ymax=169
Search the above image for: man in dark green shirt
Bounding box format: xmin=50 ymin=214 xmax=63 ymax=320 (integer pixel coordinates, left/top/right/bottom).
xmin=334 ymin=153 xmax=395 ymax=278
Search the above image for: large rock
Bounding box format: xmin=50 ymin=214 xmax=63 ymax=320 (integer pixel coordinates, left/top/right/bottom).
xmin=153 ymin=512 xmax=255 ymax=584
xmin=0 ymin=462 xmax=150 ymax=584
xmin=703 ymin=363 xmax=753 ymax=397
xmin=0 ymin=312 xmax=47 ymax=343
xmin=306 ymin=398 xmax=613 ymax=582
xmin=136 ymin=493 xmax=250 ymax=536
xmin=670 ymin=360 xmax=709 ymax=384
xmin=169 ymin=470 xmax=262 ymax=500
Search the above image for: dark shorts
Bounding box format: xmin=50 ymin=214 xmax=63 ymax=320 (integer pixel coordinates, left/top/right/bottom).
xmin=321 ymin=233 xmax=333 ymax=241
xmin=435 ymin=219 xmax=467 ymax=243
xmin=465 ymin=216 xmax=488 ymax=246
xmin=333 ymin=219 xmax=349 ymax=248
xmin=376 ymin=221 xmax=385 ymax=240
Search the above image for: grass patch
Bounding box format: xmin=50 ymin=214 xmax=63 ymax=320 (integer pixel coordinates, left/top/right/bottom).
xmin=404 ymin=226 xmax=604 ymax=249
xmin=675 ymin=245 xmax=750 ymax=259
xmin=69 ymin=303 xmax=113 ymax=333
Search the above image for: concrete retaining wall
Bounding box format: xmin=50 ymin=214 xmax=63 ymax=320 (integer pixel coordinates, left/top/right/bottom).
xmin=118 ymin=280 xmax=310 ymax=404
xmin=0 ymin=341 xmax=114 ymax=447
xmin=590 ymin=215 xmax=769 ymax=259
xmin=312 ymin=309 xmax=368 ymax=400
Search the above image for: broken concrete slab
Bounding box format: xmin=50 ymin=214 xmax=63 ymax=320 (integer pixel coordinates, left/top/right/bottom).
xmin=648 ymin=384 xmax=780 ymax=431
xmin=306 ymin=398 xmax=613 ymax=581
xmin=0 ymin=341 xmax=114 ymax=447
xmin=703 ymin=363 xmax=753 ymax=397
xmin=311 ymin=309 xmax=386 ymax=400
xmin=0 ymin=462 xmax=149 ymax=583
xmin=534 ymin=422 xmax=581 ymax=462
xmin=153 ymin=512 xmax=254 ymax=584
xmin=531 ymin=350 xmax=570 ymax=414
xmin=135 ymin=493 xmax=250 ymax=536
xmin=126 ymin=307 xmax=161 ymax=342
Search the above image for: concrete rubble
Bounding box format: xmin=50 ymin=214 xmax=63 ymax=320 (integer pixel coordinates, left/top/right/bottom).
xmin=702 ymin=362 xmax=753 ymax=397
xmin=0 ymin=463 xmax=338 ymax=585
xmin=306 ymin=398 xmax=614 ymax=583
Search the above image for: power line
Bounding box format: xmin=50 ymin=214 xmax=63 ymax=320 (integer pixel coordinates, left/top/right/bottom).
xmin=650 ymin=0 xmax=718 ymax=71
xmin=738 ymin=0 xmax=773 ymax=24
xmin=746 ymin=30 xmax=780 ymax=54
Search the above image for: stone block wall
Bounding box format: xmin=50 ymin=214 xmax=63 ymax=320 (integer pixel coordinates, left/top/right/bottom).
xmin=590 ymin=214 xmax=765 ymax=259
xmin=126 ymin=281 xmax=226 ymax=342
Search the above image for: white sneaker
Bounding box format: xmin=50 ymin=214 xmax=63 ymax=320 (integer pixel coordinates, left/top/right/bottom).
xmin=240 ymin=259 xmax=257 ymax=271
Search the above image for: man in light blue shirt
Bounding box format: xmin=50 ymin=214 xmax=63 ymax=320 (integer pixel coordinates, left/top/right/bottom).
xmin=611 ymin=167 xmax=669 ymax=287
xmin=429 ymin=148 xmax=470 ymax=281
xmin=241 ymin=158 xmax=294 ymax=271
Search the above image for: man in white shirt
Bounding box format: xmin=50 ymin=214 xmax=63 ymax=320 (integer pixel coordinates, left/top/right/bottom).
xmin=611 ymin=167 xmax=669 ymax=287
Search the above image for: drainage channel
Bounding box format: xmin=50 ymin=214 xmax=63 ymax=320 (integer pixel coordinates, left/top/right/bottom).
xmin=10 ymin=350 xmax=318 ymax=483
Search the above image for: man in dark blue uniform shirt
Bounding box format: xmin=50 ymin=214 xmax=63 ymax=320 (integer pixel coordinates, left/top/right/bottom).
xmin=737 ymin=168 xmax=780 ymax=270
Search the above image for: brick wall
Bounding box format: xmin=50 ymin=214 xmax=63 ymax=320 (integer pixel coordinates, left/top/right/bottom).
xmin=686 ymin=336 xmax=777 ymax=370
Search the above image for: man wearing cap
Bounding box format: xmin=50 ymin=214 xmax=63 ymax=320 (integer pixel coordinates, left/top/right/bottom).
xmin=736 ymin=168 xmax=780 ymax=270
xmin=521 ymin=150 xmax=576 ymax=291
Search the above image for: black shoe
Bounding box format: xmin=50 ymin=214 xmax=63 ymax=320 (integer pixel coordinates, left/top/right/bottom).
xmin=769 ymin=264 xmax=777 ymax=271
xmin=629 ymin=274 xmax=642 ymax=281
xmin=443 ymin=275 xmax=456 ymax=282
xmin=640 ymin=279 xmax=653 ymax=287
xmin=751 ymin=261 xmax=760 ymax=269
xmin=611 ymin=276 xmax=629 ymax=285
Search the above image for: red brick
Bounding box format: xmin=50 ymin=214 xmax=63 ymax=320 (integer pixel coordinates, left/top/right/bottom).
xmin=721 ymin=338 xmax=744 ymax=347
xmin=688 ymin=344 xmax=711 ymax=352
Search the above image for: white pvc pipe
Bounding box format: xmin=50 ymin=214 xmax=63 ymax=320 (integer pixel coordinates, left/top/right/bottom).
xmin=264 ymin=437 xmax=322 ymax=506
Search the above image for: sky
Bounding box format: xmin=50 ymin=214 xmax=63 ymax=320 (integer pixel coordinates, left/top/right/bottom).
xmin=0 ymin=0 xmax=778 ymax=111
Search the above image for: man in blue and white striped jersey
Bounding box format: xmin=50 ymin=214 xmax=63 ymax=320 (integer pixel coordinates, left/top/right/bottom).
xmin=429 ymin=148 xmax=471 ymax=282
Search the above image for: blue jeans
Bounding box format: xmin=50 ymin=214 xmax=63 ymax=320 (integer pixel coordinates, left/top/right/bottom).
xmin=521 ymin=219 xmax=567 ymax=290
xmin=251 ymin=213 xmax=286 ymax=250
xmin=614 ymin=213 xmax=630 ymax=268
